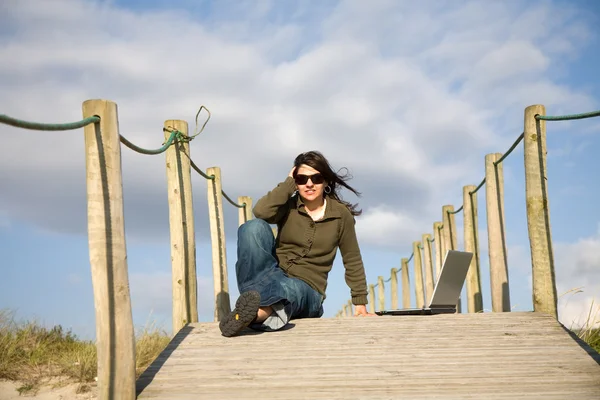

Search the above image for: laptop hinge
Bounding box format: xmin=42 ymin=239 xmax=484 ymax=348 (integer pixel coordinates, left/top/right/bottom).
xmin=429 ymin=305 xmax=456 ymax=309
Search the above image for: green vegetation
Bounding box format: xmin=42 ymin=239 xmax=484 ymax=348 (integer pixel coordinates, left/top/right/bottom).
xmin=573 ymin=300 xmax=600 ymax=354
xmin=0 ymin=309 xmax=170 ymax=395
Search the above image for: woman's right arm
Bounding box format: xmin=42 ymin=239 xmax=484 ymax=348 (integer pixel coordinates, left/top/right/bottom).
xmin=253 ymin=174 xmax=297 ymax=224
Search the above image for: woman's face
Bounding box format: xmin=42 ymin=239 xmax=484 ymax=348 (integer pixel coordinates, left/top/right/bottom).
xmin=294 ymin=164 xmax=327 ymax=203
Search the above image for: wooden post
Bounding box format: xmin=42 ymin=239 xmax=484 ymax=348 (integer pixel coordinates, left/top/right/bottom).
xmin=368 ymin=284 xmax=375 ymax=314
xmin=433 ymin=222 xmax=443 ymax=281
xmin=422 ymin=234 xmax=435 ymax=304
xmin=82 ymin=99 xmax=135 ymax=400
xmin=442 ymin=205 xmax=458 ymax=250
xmin=206 ymin=167 xmax=230 ymax=321
xmin=401 ymin=258 xmax=410 ymax=308
xmin=347 ymin=300 xmax=353 ymax=317
xmin=237 ymin=196 xmax=253 ymax=227
xmin=524 ymin=105 xmax=557 ymax=318
xmin=485 ymin=153 xmax=511 ymax=312
xmin=377 ymin=276 xmax=385 ymax=311
xmin=164 ymin=120 xmax=198 ymax=334
xmin=412 ymin=241 xmax=425 ymax=308
xmin=390 ymin=268 xmax=398 ymax=309
xmin=443 ymin=205 xmax=461 ymax=312
xmin=463 ymin=185 xmax=483 ymax=313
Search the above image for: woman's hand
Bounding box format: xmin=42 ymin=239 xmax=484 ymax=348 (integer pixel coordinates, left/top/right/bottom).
xmin=354 ymin=304 xmax=376 ymax=317
xmin=288 ymin=166 xmax=296 ymax=178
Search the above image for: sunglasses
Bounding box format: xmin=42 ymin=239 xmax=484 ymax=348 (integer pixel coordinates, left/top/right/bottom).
xmin=294 ymin=173 xmax=325 ymax=185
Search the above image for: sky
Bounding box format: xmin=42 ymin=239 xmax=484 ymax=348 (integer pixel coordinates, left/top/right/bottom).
xmin=0 ymin=0 xmax=599 ymax=340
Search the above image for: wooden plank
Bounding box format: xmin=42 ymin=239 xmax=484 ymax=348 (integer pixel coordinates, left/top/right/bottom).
xmin=137 ymin=312 xmax=600 ymax=399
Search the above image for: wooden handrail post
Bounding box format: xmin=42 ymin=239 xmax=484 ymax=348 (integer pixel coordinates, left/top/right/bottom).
xmin=433 ymin=222 xmax=443 ymax=281
xmin=82 ymin=99 xmax=135 ymax=400
xmin=390 ymin=268 xmax=398 ymax=309
xmin=377 ymin=276 xmax=385 ymax=311
xmin=443 ymin=205 xmax=461 ymax=312
xmin=422 ymin=234 xmax=434 ymax=304
xmin=347 ymin=300 xmax=353 ymax=317
xmin=463 ymin=185 xmax=483 ymax=313
xmin=368 ymin=284 xmax=376 ymax=314
xmin=524 ymin=105 xmax=558 ymax=318
xmin=164 ymin=120 xmax=198 ymax=334
xmin=401 ymin=258 xmax=410 ymax=308
xmin=485 ymin=153 xmax=511 ymax=312
xmin=237 ymin=196 xmax=253 ymax=227
xmin=412 ymin=241 xmax=425 ymax=308
xmin=206 ymin=167 xmax=231 ymax=321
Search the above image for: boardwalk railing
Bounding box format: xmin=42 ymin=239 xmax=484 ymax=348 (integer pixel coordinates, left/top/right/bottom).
xmin=1 ymin=100 xmax=599 ymax=399
xmin=336 ymin=106 xmax=600 ymax=319
xmin=1 ymin=99 xmax=255 ymax=400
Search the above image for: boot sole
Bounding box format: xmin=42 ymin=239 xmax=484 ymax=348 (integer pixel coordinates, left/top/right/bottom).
xmin=219 ymin=291 xmax=261 ymax=337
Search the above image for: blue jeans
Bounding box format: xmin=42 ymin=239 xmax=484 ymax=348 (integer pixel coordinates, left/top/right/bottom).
xmin=235 ymin=219 xmax=324 ymax=331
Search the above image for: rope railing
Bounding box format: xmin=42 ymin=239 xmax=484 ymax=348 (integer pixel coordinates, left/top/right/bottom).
xmin=0 ymin=114 xmax=100 ymax=130
xmin=0 ymin=100 xmax=254 ymax=399
xmin=120 ymin=129 xmax=184 ymax=155
xmin=190 ymin=158 xmax=216 ymax=180
xmin=536 ymin=109 xmax=600 ymax=121
xmin=335 ymin=106 xmax=600 ymax=318
xmin=188 ymin=158 xmax=246 ymax=208
xmin=447 ymin=206 xmax=463 ymax=215
xmin=470 ymin=177 xmax=486 ymax=195
xmin=222 ymin=190 xmax=246 ymax=208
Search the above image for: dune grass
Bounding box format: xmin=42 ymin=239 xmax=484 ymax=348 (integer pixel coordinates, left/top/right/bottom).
xmin=559 ymin=288 xmax=600 ymax=354
xmin=572 ymin=299 xmax=600 ymax=354
xmin=0 ymin=309 xmax=171 ymax=395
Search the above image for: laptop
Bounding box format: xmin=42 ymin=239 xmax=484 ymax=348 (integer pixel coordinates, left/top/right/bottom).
xmin=375 ymin=250 xmax=473 ymax=316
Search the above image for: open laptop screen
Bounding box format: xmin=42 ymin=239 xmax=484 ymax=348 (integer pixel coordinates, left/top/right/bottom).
xmin=428 ymin=250 xmax=473 ymax=307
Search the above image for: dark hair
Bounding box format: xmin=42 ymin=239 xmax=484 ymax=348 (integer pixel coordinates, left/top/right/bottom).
xmin=292 ymin=150 xmax=362 ymax=216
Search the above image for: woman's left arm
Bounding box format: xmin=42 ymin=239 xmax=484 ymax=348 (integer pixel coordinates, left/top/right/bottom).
xmin=338 ymin=211 xmax=372 ymax=316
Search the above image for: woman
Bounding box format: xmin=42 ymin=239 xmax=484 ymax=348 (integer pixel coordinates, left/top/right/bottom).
xmin=219 ymin=151 xmax=373 ymax=337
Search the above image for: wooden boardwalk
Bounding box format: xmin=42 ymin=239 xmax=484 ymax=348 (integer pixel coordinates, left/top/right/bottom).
xmin=136 ymin=312 xmax=600 ymax=399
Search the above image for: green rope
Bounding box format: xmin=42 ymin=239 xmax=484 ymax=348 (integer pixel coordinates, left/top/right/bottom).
xmin=447 ymin=206 xmax=463 ymax=215
xmin=536 ymin=110 xmax=600 ymax=121
xmin=470 ymin=178 xmax=486 ymax=195
xmin=407 ymin=252 xmax=414 ymax=263
xmin=189 ymin=159 xmax=245 ymax=208
xmin=190 ymin=106 xmax=211 ymax=139
xmin=190 ymin=159 xmax=214 ymax=180
xmin=222 ymin=190 xmax=245 ymax=208
xmin=0 ymin=114 xmax=100 ymax=131
xmin=120 ymin=130 xmax=182 ymax=155
xmin=494 ymin=132 xmax=524 ymax=165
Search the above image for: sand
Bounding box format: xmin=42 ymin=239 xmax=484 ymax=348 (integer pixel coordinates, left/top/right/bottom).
xmin=0 ymin=379 xmax=97 ymax=400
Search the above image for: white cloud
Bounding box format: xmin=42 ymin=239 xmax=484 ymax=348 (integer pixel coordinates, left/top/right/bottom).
xmin=555 ymin=226 xmax=600 ymax=329
xmin=1 ymin=0 xmax=595 ymax=247
xmin=356 ymin=205 xmax=424 ymax=247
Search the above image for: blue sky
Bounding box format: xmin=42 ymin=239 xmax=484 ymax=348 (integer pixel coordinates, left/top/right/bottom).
xmin=1 ymin=0 xmax=599 ymax=340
